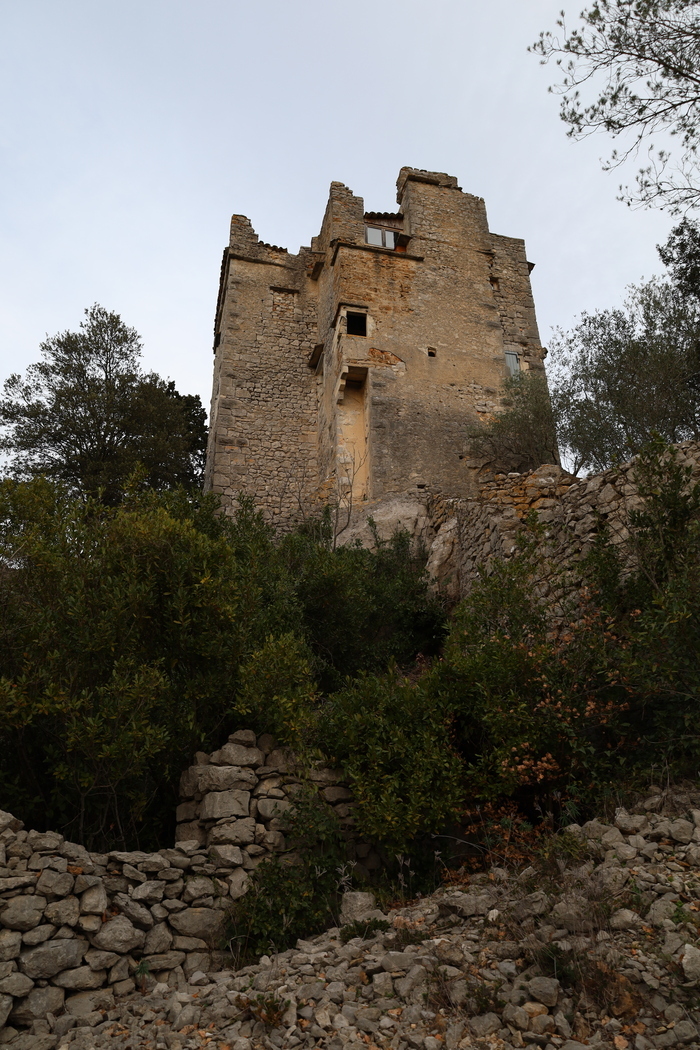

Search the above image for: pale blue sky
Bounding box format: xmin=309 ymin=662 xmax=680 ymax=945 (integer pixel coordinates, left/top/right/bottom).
xmin=0 ymin=1 xmax=675 ymax=411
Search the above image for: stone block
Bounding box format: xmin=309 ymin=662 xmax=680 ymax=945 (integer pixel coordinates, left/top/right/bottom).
xmin=45 ymin=896 xmax=80 ymax=927
xmin=209 ymin=743 xmax=263 ymax=767
xmin=207 ymin=818 xmax=256 ymax=846
xmin=143 ymin=950 xmax=186 ymax=970
xmin=19 ymin=937 xmax=86 ymax=978
xmin=228 ymin=869 xmax=250 ymax=900
xmin=53 ymin=965 xmax=107 ymax=989
xmin=21 ymin=923 xmax=55 ymax=946
xmin=91 ymin=915 xmax=145 ymax=953
xmin=0 ymin=929 xmax=22 ymax=960
xmin=256 ymin=797 xmax=291 ymax=821
xmin=167 ymin=907 xmax=224 ymax=945
xmin=64 ymin=988 xmax=114 ymax=1016
xmin=10 ymin=985 xmax=64 ymax=1025
xmin=0 ymin=896 xmax=48 ymax=932
xmin=199 ymin=789 xmax=250 ymax=821
xmin=80 ymin=883 xmax=108 ymax=915
xmin=35 ymin=868 xmax=74 ymax=899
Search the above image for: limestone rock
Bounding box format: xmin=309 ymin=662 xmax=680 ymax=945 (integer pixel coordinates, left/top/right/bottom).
xmin=167 ymin=907 xmax=224 ymax=944
xmin=64 ymin=988 xmax=114 ymax=1016
xmin=35 ymin=868 xmax=74 ymax=898
xmin=209 ymin=743 xmax=263 ymax=767
xmin=340 ymin=892 xmax=376 ymax=923
xmin=0 ymin=895 xmax=48 ymax=931
xmin=528 ymin=976 xmax=560 ymax=1007
xmin=19 ymin=937 xmax=86 ymax=978
xmin=208 ymin=844 xmax=244 ymax=867
xmin=199 ymin=789 xmax=251 ymax=821
xmin=91 ymin=914 xmax=145 ymax=953
xmin=207 ymin=817 xmax=256 ymax=845
xmin=0 ymin=929 xmax=22 ymax=960
xmin=10 ymin=985 xmax=64 ymax=1025
xmin=228 ymin=868 xmax=250 ymax=900
xmin=0 ymin=971 xmax=34 ymax=997
xmin=682 ymin=943 xmax=700 ymax=982
xmin=53 ymin=965 xmax=107 ymax=989
xmin=144 ymin=922 xmax=173 ymax=955
xmin=45 ymin=896 xmax=80 ymax=927
xmin=80 ymin=883 xmax=108 ymax=915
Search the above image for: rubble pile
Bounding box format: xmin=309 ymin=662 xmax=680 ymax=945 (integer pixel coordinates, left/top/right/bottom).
xmin=3 ymin=789 xmax=700 ymax=1049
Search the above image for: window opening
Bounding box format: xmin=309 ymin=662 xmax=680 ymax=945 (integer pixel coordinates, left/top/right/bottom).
xmin=427 ymin=347 xmax=437 ymax=358
xmin=365 ymin=226 xmax=396 ymax=249
xmin=346 ymin=311 xmax=367 ymax=336
xmin=505 ymin=351 xmax=520 ymax=377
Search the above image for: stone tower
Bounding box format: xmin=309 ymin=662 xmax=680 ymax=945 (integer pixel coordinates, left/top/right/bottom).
xmin=205 ymin=167 xmax=546 ymax=526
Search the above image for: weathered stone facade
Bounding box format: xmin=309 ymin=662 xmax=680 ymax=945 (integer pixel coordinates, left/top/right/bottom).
xmin=205 ymin=168 xmax=545 ymax=527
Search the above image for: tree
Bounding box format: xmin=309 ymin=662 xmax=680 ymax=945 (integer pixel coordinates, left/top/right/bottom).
xmin=0 ymin=305 xmax=207 ymax=502
xmin=657 ymin=215 xmax=700 ymax=295
xmin=467 ymin=370 xmax=560 ymax=474
xmin=548 ymin=277 xmax=700 ymax=473
xmin=533 ymin=1 xmax=700 ymax=211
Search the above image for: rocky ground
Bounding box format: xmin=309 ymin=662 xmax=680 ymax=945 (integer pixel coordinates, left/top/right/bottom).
xmin=5 ymin=789 xmax=700 ymax=1050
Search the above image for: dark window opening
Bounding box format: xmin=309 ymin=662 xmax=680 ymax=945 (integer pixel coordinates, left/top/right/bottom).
xmin=346 ymin=312 xmax=367 ymax=336
xmin=365 ymin=226 xmax=396 ymax=249
xmin=489 ymin=275 xmax=500 ymax=291
xmin=427 ymin=347 xmax=436 ymax=357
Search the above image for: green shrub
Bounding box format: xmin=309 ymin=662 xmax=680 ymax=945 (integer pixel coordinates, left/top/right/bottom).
xmin=223 ymin=790 xmax=345 ymax=962
xmin=0 ymin=482 xmax=300 ymax=847
xmin=321 ymin=670 xmax=463 ymax=852
xmin=280 ymin=525 xmax=446 ymax=689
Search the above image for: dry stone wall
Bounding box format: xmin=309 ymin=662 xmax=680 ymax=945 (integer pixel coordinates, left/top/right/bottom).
xmin=0 ymin=731 xmax=372 ymax=1041
xmin=426 ymin=442 xmax=700 ymax=608
xmin=176 ymin=730 xmax=379 ymax=877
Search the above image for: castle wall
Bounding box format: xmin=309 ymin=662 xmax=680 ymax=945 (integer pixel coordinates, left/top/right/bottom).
xmin=205 ymin=169 xmax=547 ymax=525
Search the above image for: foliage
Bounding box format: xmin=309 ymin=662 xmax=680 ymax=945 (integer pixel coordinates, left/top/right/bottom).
xmin=467 ymin=370 xmax=560 ymax=473
xmin=234 ymin=990 xmax=290 ymax=1029
xmin=432 ymin=440 xmax=700 ymax=808
xmin=658 ymin=216 xmax=700 ymax=296
xmin=548 ymin=278 xmax=700 ymax=472
xmin=0 ymin=305 xmax=207 ymax=502
xmin=223 ymin=791 xmax=345 ymax=962
xmin=279 ymin=525 xmax=446 ymax=690
xmin=339 ymin=918 xmax=391 ymax=944
xmin=532 ymin=0 xmax=700 ymax=211
xmin=0 ymin=482 xmax=299 ymax=847
xmin=234 ymin=634 xmax=319 ymax=747
xmin=434 ymin=534 xmax=632 ymax=806
xmin=320 ymin=670 xmax=463 ymax=852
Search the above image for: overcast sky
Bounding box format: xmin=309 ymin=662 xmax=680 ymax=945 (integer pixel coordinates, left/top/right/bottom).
xmin=0 ymin=0 xmax=677 ymax=412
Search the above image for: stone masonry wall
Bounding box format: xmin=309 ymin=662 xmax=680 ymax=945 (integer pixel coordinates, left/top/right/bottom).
xmin=205 ymin=168 xmax=547 ymax=529
xmin=425 ymin=442 xmax=700 ymax=608
xmin=0 ymin=731 xmax=371 ymax=1039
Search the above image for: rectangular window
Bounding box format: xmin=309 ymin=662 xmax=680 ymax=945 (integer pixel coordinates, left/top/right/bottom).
xmin=346 ymin=311 xmax=367 ymax=336
xmin=505 ymin=351 xmax=520 ymax=376
xmin=365 ymin=226 xmax=396 ymax=249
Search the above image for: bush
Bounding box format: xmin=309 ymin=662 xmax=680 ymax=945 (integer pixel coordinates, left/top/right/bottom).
xmin=321 ymin=670 xmax=463 ymax=852
xmin=280 ymin=524 xmax=446 ymax=690
xmin=0 ymin=482 xmax=300 ymax=847
xmin=223 ymin=790 xmax=345 ymax=962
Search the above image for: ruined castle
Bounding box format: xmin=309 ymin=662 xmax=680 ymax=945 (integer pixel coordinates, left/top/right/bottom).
xmin=204 ymin=167 xmax=546 ymax=526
